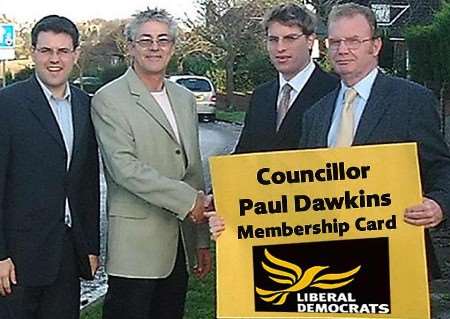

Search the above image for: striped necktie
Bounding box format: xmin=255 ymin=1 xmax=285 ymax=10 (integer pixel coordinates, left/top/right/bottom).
xmin=335 ymin=87 xmax=358 ymax=147
xmin=276 ymin=83 xmax=293 ymax=130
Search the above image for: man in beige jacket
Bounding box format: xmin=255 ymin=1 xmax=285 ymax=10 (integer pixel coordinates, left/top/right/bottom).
xmin=91 ymin=8 xmax=211 ymax=319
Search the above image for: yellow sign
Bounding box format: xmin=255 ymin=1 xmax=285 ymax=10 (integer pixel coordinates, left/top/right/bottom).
xmin=209 ymin=143 xmax=429 ymax=319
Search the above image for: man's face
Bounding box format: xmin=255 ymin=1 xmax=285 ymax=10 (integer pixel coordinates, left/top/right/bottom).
xmin=31 ymin=31 xmax=79 ymax=95
xmin=129 ymin=21 xmax=175 ymax=77
xmin=266 ymin=21 xmax=314 ymax=81
xmin=328 ymin=14 xmax=382 ymax=86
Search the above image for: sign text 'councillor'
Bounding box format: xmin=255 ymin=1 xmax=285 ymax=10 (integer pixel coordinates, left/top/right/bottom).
xmin=237 ymin=162 xmax=396 ymax=240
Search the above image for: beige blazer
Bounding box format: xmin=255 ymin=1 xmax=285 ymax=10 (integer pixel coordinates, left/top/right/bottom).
xmin=91 ymin=68 xmax=209 ymax=278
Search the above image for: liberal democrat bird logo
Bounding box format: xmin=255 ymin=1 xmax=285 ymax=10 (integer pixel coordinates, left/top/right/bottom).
xmin=255 ymin=249 xmax=361 ymax=305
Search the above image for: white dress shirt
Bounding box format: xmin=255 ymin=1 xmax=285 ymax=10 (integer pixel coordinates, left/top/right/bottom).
xmin=36 ymin=75 xmax=74 ymax=227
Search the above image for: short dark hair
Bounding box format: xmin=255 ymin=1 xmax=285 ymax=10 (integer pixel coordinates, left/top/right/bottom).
xmin=263 ymin=3 xmax=317 ymax=35
xmin=328 ymin=3 xmax=380 ymax=38
xmin=31 ymin=15 xmax=79 ymax=48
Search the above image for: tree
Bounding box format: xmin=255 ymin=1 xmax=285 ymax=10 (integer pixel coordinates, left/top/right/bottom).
xmin=304 ymin=0 xmax=341 ymax=28
xmin=76 ymin=21 xmax=102 ymax=84
xmin=75 ymin=19 xmax=128 ymax=83
xmin=433 ymin=1 xmax=450 ymax=85
xmin=187 ymin=0 xmax=277 ymax=108
xmin=98 ymin=63 xmax=128 ymax=84
xmin=5 ymin=66 xmax=33 ymax=85
xmin=405 ymin=2 xmax=450 ymax=132
xmin=184 ymin=0 xmax=345 ymax=107
xmin=168 ymin=28 xmax=216 ymax=75
xmin=233 ymin=28 xmax=275 ymax=91
xmin=405 ymin=2 xmax=450 ymax=86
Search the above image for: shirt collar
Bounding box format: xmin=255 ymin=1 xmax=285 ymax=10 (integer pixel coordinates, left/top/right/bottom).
xmin=278 ymin=59 xmax=316 ymax=94
xmin=35 ymin=73 xmax=71 ymax=102
xmin=340 ymin=67 xmax=378 ymax=102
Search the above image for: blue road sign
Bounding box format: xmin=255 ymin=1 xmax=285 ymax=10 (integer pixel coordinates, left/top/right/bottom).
xmin=0 ymin=24 xmax=15 ymax=49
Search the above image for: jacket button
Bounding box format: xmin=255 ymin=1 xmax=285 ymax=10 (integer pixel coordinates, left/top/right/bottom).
xmin=175 ymin=149 xmax=181 ymax=155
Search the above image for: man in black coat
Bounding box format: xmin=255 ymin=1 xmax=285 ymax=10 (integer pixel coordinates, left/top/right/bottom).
xmin=300 ymin=3 xmax=450 ymax=278
xmin=0 ymin=15 xmax=100 ymax=319
xmin=234 ymin=3 xmax=338 ymax=153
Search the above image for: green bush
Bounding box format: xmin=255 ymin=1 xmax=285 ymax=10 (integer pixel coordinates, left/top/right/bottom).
xmin=6 ymin=66 xmax=34 ymax=85
xmin=98 ymin=63 xmax=128 ymax=85
xmin=405 ymin=2 xmax=450 ymax=84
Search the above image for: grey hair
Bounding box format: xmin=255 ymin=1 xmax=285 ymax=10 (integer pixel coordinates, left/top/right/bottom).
xmin=328 ymin=2 xmax=380 ymax=38
xmin=263 ymin=3 xmax=317 ymax=35
xmin=125 ymin=8 xmax=177 ymax=42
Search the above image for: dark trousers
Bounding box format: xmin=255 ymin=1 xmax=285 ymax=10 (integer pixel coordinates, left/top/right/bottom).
xmin=102 ymin=242 xmax=189 ymax=319
xmin=0 ymin=229 xmax=81 ymax=319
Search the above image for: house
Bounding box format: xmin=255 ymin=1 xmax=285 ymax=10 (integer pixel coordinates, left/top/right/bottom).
xmin=354 ymin=0 xmax=442 ymax=76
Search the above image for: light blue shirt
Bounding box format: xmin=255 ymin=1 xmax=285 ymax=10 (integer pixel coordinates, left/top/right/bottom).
xmin=327 ymin=68 xmax=379 ymax=147
xmin=36 ymin=74 xmax=74 ymax=227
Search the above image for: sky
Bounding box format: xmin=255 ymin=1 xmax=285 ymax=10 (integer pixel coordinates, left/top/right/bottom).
xmin=2 ymin=0 xmax=199 ymax=22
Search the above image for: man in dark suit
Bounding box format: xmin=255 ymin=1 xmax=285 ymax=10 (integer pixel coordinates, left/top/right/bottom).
xmin=206 ymin=3 xmax=338 ymax=243
xmin=300 ymin=3 xmax=450 ymax=277
xmin=234 ymin=3 xmax=338 ymax=153
xmin=0 ymin=15 xmax=100 ymax=319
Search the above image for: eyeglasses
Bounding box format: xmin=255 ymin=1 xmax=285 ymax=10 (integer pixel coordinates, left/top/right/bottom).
xmin=328 ymin=37 xmax=374 ymax=51
xmin=266 ymin=33 xmax=304 ymax=46
xmin=34 ymin=47 xmax=75 ymax=58
xmin=134 ymin=37 xmax=173 ymax=49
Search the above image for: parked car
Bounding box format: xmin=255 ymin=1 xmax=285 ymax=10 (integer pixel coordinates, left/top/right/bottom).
xmin=169 ymin=75 xmax=216 ymax=122
xmin=73 ymin=76 xmax=102 ymax=94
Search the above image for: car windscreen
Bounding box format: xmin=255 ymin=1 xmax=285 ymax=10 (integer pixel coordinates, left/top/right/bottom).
xmin=176 ymin=78 xmax=212 ymax=92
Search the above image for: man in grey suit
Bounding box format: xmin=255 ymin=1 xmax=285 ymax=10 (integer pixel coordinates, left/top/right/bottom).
xmin=91 ymin=8 xmax=211 ymax=319
xmin=300 ymin=2 xmax=450 ymax=277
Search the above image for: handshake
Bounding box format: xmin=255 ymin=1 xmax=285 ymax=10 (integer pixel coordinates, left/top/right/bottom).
xmin=188 ymin=191 xmax=214 ymax=224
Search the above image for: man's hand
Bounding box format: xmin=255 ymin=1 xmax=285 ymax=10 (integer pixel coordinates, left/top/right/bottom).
xmin=0 ymin=258 xmax=16 ymax=296
xmin=404 ymin=197 xmax=444 ymax=228
xmin=188 ymin=191 xmax=208 ymax=224
xmin=193 ymin=248 xmax=211 ymax=280
xmin=205 ymin=211 xmax=225 ymax=240
xmin=204 ymin=194 xmax=215 ymax=212
xmin=88 ymin=255 xmax=100 ymax=277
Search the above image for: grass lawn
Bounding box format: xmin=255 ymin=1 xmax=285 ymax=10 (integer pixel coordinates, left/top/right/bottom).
xmin=215 ymin=110 xmax=245 ymax=124
xmin=80 ymin=300 xmax=102 ymax=319
xmin=81 ymin=248 xmax=216 ymax=319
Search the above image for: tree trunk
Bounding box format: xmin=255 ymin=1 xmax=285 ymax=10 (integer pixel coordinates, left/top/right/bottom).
xmin=225 ymin=54 xmax=235 ymax=110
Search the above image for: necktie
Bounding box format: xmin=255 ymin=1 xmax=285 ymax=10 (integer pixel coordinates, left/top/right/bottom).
xmin=335 ymin=87 xmax=358 ymax=147
xmin=276 ymin=83 xmax=293 ymax=130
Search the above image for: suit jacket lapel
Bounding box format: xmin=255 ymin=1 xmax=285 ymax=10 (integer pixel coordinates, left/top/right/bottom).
xmin=126 ymin=69 xmax=178 ymax=143
xmin=353 ymin=73 xmax=391 ymax=144
xmin=165 ymin=80 xmax=189 ymax=152
xmin=318 ymin=89 xmax=339 ymax=147
xmin=70 ymin=88 xmax=88 ymax=165
xmin=275 ymin=67 xmax=322 ymax=140
xmin=25 ymin=76 xmax=66 ymax=151
xmin=292 ymin=67 xmax=322 ymax=112
xmin=266 ymin=80 xmax=279 ymax=134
